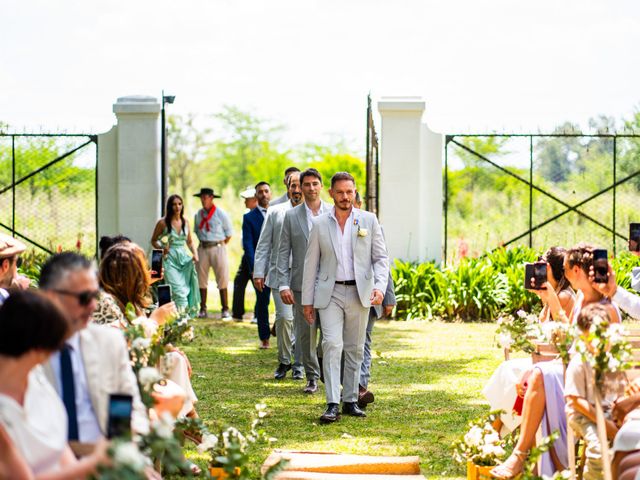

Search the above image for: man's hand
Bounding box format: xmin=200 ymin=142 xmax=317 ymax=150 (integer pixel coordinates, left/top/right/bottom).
xmin=280 ymin=289 xmax=295 ymax=305
xmin=383 ymin=304 xmax=394 ymax=318
xmin=11 ymin=274 xmax=30 ymax=290
xmin=224 ymin=236 xmax=232 ymax=244
xmin=588 ymin=262 xmax=617 ymax=298
xmin=253 ymin=277 xmax=265 ymax=292
xmin=370 ymin=289 xmax=383 ymax=305
xmin=303 ymin=305 xmax=315 ymax=325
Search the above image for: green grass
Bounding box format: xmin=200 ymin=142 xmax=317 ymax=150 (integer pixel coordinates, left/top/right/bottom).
xmin=178 ymin=319 xmax=505 ymax=479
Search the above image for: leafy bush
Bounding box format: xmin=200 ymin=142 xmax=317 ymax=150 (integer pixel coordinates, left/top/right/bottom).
xmin=392 ymin=246 xmax=639 ymax=322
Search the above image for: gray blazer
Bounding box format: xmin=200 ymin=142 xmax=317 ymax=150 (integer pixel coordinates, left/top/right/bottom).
xmin=276 ymin=201 xmax=331 ymax=292
xmin=253 ymin=202 xmax=291 ymax=288
xmin=270 ymin=192 xmax=289 ymax=206
xmin=372 ymin=270 xmax=397 ymax=318
xmin=301 ymin=208 xmax=389 ymax=309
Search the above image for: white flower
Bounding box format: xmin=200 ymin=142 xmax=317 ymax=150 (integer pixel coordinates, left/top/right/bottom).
xmin=607 ymin=356 xmax=621 ymax=372
xmin=357 ymin=228 xmax=368 ymax=237
xmin=138 ymin=367 xmax=162 ymax=387
xmin=152 ymin=412 xmax=175 ymax=440
xmin=113 ymin=442 xmax=147 ymax=471
xmin=464 ymin=426 xmax=484 ymax=447
xmin=482 ymin=443 xmax=505 ymax=457
xmin=497 ymin=332 xmax=514 ymax=349
xmin=177 ymin=317 xmax=188 ymax=327
xmin=197 ymin=433 xmax=219 ymax=453
xmin=131 ymin=337 xmax=151 ymax=350
xmin=132 ymin=316 xmax=158 ymax=338
xmin=182 ymin=326 xmax=195 ymax=342
xmin=484 ymin=431 xmax=500 ymax=445
xmin=608 ymin=324 xmax=626 ymax=344
xmin=516 ymin=310 xmax=527 ymax=318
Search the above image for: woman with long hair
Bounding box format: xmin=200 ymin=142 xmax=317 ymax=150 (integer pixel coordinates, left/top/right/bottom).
xmin=98 ymin=243 xmax=199 ymax=421
xmin=151 ymin=194 xmax=200 ymax=313
xmin=491 ymin=243 xmax=621 ymax=479
xmin=483 ymin=246 xmax=575 ymax=435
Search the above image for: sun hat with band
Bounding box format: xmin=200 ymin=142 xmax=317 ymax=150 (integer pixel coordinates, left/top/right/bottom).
xmin=0 ymin=233 xmax=26 ymax=259
xmin=193 ymin=187 xmax=221 ymax=198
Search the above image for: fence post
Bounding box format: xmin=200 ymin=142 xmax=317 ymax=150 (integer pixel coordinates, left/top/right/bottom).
xmin=97 ymin=96 xmax=161 ymax=253
xmin=378 ymin=97 xmax=442 ymax=263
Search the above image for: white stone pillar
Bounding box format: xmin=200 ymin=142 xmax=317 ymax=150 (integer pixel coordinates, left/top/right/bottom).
xmin=378 ymin=97 xmax=443 ymax=264
xmin=98 ymin=96 xmax=161 ymax=252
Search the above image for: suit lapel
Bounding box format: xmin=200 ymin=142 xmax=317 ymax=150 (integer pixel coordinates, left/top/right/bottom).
xmin=297 ymin=204 xmax=309 ymax=240
xmin=327 ymin=214 xmax=341 ymax=261
xmin=351 ymin=209 xmax=360 ymax=254
xmin=79 ymin=328 xmax=103 ymax=422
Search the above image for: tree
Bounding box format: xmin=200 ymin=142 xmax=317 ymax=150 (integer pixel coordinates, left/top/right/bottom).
xmin=298 ymin=142 xmax=365 ymax=190
xmin=167 ymin=114 xmax=211 ymax=200
xmin=534 ymin=122 xmax=582 ymax=183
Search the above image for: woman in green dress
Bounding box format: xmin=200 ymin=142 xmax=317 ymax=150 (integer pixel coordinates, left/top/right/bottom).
xmin=151 ymin=194 xmax=201 ymax=314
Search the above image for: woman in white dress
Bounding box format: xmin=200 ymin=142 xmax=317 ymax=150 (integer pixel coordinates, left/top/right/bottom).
xmin=0 ymin=289 xmax=108 ymax=478
xmin=483 ymin=246 xmax=575 ymax=435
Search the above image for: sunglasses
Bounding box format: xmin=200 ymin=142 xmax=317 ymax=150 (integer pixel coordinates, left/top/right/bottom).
xmin=53 ymin=289 xmax=101 ymax=306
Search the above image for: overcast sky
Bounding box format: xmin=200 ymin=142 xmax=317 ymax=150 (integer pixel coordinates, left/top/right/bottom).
xmin=2 ymin=0 xmax=639 ymax=152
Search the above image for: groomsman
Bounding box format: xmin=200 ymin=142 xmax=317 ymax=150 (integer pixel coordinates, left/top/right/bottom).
xmin=239 ymin=183 xmax=272 ymax=343
xmin=254 ymin=173 xmax=304 ymax=378
xmin=277 ymin=168 xmax=331 ymax=394
xmin=271 ymin=166 xmax=300 ymax=206
xmin=302 ymin=172 xmax=389 ymax=423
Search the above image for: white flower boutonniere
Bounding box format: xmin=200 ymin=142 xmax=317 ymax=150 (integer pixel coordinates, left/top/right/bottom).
xmin=357 ymin=228 xmax=368 ymax=237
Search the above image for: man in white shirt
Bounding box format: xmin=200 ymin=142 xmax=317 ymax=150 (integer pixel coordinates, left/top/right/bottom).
xmin=40 ymin=253 xmax=147 ymax=443
xmin=590 ymin=261 xmax=640 ymax=320
xmin=301 ymin=172 xmax=389 ymax=423
xmin=277 ymin=168 xmax=331 ymax=394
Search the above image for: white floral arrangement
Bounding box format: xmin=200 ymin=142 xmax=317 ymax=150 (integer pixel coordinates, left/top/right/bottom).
xmin=452 ymin=411 xmax=507 ymax=466
xmin=495 ymin=310 xmax=539 ymax=354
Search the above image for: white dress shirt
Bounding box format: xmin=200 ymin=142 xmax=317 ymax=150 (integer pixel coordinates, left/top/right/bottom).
xmin=0 ymin=366 xmax=67 ymax=474
xmin=332 ymin=207 xmax=355 ymax=282
xmin=612 ymin=286 xmax=640 ymax=321
xmin=50 ymin=332 xmax=102 ymax=442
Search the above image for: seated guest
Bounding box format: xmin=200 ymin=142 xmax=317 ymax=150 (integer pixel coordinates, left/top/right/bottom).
xmin=483 ymin=246 xmax=575 ymax=435
xmin=589 ymin=260 xmax=640 ymax=320
xmin=0 ymin=290 xmax=108 ymax=477
xmin=97 ymin=242 xmax=199 ymax=421
xmin=565 ymin=303 xmax=619 ymax=480
xmin=492 ymin=243 xmax=620 ymax=479
xmin=39 ymin=253 xmax=148 ymax=443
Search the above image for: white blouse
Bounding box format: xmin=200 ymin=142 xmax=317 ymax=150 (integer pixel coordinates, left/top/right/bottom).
xmin=0 ymin=365 xmax=68 ymax=474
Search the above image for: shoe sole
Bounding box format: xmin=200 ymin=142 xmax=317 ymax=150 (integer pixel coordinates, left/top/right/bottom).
xmin=319 ymin=415 xmax=340 ymax=424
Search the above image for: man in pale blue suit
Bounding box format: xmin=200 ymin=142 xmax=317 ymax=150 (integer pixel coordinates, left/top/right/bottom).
xmin=302 ymin=172 xmax=389 ymax=423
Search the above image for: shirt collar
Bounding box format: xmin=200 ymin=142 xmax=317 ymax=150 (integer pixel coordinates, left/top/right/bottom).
xmin=330 ymin=206 xmax=354 ymax=222
xmin=66 ymin=331 xmax=81 ymax=351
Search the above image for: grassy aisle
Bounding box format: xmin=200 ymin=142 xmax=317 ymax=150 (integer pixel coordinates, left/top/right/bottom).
xmin=180 ymin=320 xmax=504 ymax=479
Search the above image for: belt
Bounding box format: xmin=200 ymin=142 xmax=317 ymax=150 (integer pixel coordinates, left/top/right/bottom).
xmin=200 ymin=241 xmax=222 ymax=248
xmin=335 ymin=280 xmax=356 ymax=286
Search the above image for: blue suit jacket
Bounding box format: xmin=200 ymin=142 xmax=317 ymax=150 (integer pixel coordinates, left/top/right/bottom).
xmin=242 ymin=207 xmax=265 ymax=272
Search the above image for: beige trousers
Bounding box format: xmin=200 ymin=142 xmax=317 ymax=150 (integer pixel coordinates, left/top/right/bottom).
xmin=197 ymin=244 xmax=229 ymax=289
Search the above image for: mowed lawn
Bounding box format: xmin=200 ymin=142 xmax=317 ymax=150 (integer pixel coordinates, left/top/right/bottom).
xmin=179 ymin=319 xmax=505 ymax=479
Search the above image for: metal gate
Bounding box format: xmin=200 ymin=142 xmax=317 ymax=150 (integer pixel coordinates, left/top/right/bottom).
xmin=444 ymin=133 xmax=640 ymax=262
xmin=0 ymin=133 xmax=98 ymax=255
xmin=365 ymin=94 xmax=379 ymax=215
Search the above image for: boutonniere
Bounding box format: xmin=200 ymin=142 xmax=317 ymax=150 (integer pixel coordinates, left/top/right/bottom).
xmin=357 ymin=227 xmax=368 ymax=237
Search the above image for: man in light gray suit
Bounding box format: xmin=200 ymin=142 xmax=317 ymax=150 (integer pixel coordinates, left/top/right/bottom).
xmin=277 ymin=168 xmax=331 ymax=394
xmin=254 ymin=172 xmax=304 ymax=379
xmin=270 ymin=166 xmax=300 ymax=206
xmin=302 ymin=172 xmax=389 ymax=423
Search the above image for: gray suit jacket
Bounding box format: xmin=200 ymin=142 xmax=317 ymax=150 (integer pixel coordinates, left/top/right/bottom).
xmin=270 ymin=192 xmax=289 ymax=206
xmin=372 ymin=270 xmax=396 ymax=318
xmin=301 ymin=208 xmax=389 ymax=309
xmin=253 ymin=201 xmax=292 ymax=288
xmin=276 ymin=201 xmax=331 ymax=292
xmin=42 ymin=323 xmax=148 ymax=436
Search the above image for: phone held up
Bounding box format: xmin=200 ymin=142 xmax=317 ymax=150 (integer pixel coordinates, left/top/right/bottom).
xmin=630 ymin=223 xmax=640 ymax=252
xmin=524 ymin=262 xmax=547 ymax=290
xmin=151 ymin=249 xmax=163 ymax=279
xmin=592 ymin=249 xmax=608 ymax=284
xmin=157 ymin=284 xmax=172 ymax=306
xmin=107 ymin=393 xmax=133 ymax=439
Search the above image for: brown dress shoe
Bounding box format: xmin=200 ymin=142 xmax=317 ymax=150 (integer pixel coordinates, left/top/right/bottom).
xmin=303 ymin=379 xmax=319 ymax=394
xmin=357 ymin=385 xmax=375 ymax=409
xmin=260 ymin=339 xmax=270 ymax=349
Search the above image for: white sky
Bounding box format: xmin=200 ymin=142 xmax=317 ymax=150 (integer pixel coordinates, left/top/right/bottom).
xmin=2 ymin=0 xmax=639 ymax=153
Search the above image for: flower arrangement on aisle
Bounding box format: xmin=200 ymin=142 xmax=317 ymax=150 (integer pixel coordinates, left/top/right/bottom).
xmin=452 ymin=411 xmax=508 ymax=468
xmin=198 ymin=403 xmax=287 ymax=479
xmin=495 ymin=310 xmax=539 ymax=354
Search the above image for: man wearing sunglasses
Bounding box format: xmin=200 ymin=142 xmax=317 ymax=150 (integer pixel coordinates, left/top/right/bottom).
xmin=0 ymin=233 xmax=28 ymax=306
xmin=40 ymin=253 xmax=147 ymax=445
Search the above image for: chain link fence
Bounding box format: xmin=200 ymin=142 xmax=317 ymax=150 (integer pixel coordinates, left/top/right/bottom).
xmin=0 ymin=134 xmax=98 ymax=256
xmin=444 ymin=133 xmax=640 ymax=263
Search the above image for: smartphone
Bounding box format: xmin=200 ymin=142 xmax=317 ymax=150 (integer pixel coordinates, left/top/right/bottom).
xmin=157 ymin=284 xmax=172 ymax=306
xmin=524 ymin=262 xmax=547 ymax=290
xmin=151 ymin=249 xmax=163 ymax=279
xmin=593 ymin=249 xmax=608 ymax=283
xmin=107 ymin=394 xmax=133 ymax=439
xmin=630 ymin=223 xmax=640 ymax=252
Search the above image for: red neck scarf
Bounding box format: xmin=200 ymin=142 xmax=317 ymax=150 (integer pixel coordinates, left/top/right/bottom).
xmin=199 ymin=205 xmax=217 ymax=231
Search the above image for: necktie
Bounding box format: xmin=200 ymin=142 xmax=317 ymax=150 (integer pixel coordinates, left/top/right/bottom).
xmin=60 ymin=344 xmax=79 ymax=441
